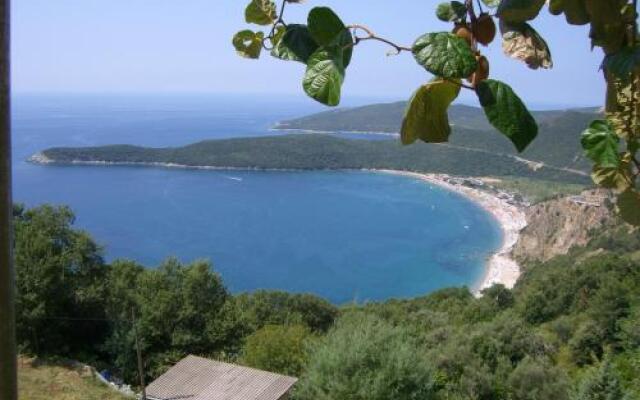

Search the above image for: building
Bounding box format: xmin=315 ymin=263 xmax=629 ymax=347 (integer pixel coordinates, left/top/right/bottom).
xmin=145 ymin=355 xmax=298 ymax=400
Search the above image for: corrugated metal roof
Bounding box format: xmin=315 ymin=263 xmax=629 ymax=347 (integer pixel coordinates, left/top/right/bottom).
xmin=145 ymin=355 xmax=297 ymax=400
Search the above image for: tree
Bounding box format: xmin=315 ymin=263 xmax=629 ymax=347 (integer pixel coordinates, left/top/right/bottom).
xmin=574 ymin=357 xmax=626 ymax=400
xmin=241 ymin=324 xmax=313 ymax=377
xmin=294 ymin=314 xmax=439 ymax=400
xmin=13 ymin=205 xmax=108 ymax=356
xmin=103 ymin=258 xmax=233 ymax=381
xmin=233 ymin=290 xmax=338 ymax=333
xmin=233 ymin=0 xmax=640 ymax=224
xmin=507 ymin=356 xmax=570 ymax=400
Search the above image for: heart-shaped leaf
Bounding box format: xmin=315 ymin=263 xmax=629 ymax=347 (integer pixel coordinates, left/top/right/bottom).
xmin=401 ymin=79 xmax=461 ymax=145
xmin=412 ymin=32 xmax=478 ymax=79
xmin=551 ymin=0 xmax=590 ymax=25
xmin=271 ymin=24 xmax=319 ymax=63
xmin=436 ymin=1 xmax=468 ymax=22
xmin=232 ymin=30 xmax=265 ymax=59
xmin=497 ymin=0 xmax=545 ymax=22
xmin=500 ymin=22 xmax=552 ymax=69
xmin=308 ymin=7 xmax=346 ymax=46
xmin=245 ymin=0 xmax=277 ymax=26
xmin=303 ymin=48 xmax=345 ymax=106
xmin=476 ymin=79 xmax=538 ymax=152
xmin=336 ymin=29 xmax=354 ymax=68
xmin=581 ymin=119 xmax=621 ymax=168
xmin=307 ymin=8 xmax=354 ymax=67
xmin=617 ymin=189 xmax=640 ymax=226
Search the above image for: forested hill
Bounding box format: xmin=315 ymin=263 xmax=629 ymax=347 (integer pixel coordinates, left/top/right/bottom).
xmin=37 ymin=134 xmax=590 ymax=184
xmin=276 ymin=104 xmax=600 ymax=173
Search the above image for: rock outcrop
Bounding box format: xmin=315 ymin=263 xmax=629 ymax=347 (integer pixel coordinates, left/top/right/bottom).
xmin=512 ymin=190 xmax=615 ymax=265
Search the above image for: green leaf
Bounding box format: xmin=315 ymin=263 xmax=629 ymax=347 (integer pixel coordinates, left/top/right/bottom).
xmin=401 ymin=79 xmax=462 ymax=145
xmin=548 ymin=0 xmax=564 ymax=15
xmin=245 ymin=0 xmax=277 ymax=26
xmin=336 ymin=29 xmax=354 ymax=68
xmin=308 ymin=7 xmax=346 ymax=46
xmin=617 ymin=189 xmax=640 ymax=226
xmin=307 ymin=7 xmax=353 ymax=67
xmin=604 ymin=46 xmax=640 ymax=80
xmin=436 ymin=2 xmax=468 ymax=22
xmin=476 ymin=79 xmax=538 ymax=152
xmin=232 ymin=30 xmax=265 ymax=59
xmin=581 ymin=119 xmax=621 ymax=168
xmin=500 ymin=22 xmax=552 ymax=69
xmin=412 ymin=32 xmax=478 ymax=79
xmin=303 ymin=48 xmax=345 ymax=106
xmin=496 ymin=0 xmax=545 ymax=22
xmin=271 ymin=24 xmax=319 ymax=63
xmin=556 ymin=0 xmax=590 ymax=25
xmin=270 ymin=25 xmax=286 ymax=47
xmin=585 ymin=0 xmax=626 ymax=55
xmin=481 ymin=0 xmax=502 ymax=8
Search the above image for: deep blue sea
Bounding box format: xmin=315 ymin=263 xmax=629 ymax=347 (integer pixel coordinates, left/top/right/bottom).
xmin=12 ymin=94 xmax=502 ymax=304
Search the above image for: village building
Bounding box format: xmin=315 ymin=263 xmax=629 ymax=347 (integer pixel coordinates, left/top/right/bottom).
xmin=145 ymin=355 xmax=297 ymax=400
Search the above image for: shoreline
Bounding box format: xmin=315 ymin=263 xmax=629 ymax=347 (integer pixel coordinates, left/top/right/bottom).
xmin=29 ymin=154 xmax=527 ymax=293
xmin=378 ymin=170 xmax=527 ymax=294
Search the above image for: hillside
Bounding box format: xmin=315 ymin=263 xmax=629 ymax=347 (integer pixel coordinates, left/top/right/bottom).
xmin=35 ymin=134 xmax=590 ymax=184
xmin=276 ymin=104 xmax=600 ymax=172
xmin=18 ymin=358 xmax=129 ymax=400
xmin=13 ymin=201 xmax=640 ymax=399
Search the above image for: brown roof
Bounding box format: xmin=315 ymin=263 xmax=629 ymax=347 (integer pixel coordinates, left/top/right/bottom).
xmin=145 ymin=355 xmax=297 ymax=400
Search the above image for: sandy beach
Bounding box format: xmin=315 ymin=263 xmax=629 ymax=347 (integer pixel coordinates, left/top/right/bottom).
xmin=378 ymin=170 xmax=527 ymax=295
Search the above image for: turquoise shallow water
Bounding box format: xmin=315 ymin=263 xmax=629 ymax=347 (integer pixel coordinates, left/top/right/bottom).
xmin=12 ymin=95 xmax=502 ymax=303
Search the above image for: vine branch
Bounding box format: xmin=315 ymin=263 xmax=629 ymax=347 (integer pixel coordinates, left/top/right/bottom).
xmin=346 ymin=24 xmax=412 ymax=55
xmin=634 ymin=0 xmax=638 ymax=48
xmin=449 ymin=79 xmax=475 ymax=90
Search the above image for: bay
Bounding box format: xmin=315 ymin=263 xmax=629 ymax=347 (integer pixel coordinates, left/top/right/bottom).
xmin=12 ymin=94 xmax=502 ymax=303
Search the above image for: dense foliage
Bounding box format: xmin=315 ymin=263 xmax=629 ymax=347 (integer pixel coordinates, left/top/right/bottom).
xmin=14 ymin=203 xmax=640 ymax=398
xmin=13 ymin=205 xmax=338 ymax=383
xmin=234 ymin=0 xmax=640 ymax=224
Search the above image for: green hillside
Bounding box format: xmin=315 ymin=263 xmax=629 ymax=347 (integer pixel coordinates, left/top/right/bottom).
xmin=276 ymin=104 xmax=600 ymax=172
xmin=38 ymin=134 xmax=590 ymax=184
xmin=13 ymin=202 xmax=640 ymax=399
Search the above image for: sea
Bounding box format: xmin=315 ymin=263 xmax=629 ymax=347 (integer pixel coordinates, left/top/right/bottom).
xmin=12 ymin=93 xmax=502 ymax=304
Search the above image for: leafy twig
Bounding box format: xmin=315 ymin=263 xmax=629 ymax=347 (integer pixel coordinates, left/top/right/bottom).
xmin=447 ymin=78 xmax=475 ymax=90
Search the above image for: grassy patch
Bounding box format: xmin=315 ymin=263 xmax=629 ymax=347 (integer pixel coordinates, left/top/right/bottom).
xmin=485 ymin=176 xmax=589 ymax=203
xmin=18 ymin=357 xmax=130 ymax=400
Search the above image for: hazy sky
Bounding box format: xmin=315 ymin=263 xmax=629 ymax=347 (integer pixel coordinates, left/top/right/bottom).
xmin=13 ymin=0 xmax=606 ymax=107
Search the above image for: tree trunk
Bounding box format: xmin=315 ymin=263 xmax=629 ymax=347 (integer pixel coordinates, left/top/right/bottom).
xmin=0 ymin=0 xmax=15 ymax=397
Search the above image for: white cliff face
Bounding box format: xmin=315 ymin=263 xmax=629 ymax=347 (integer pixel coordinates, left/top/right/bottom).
xmin=512 ymin=189 xmax=615 ymax=265
xmin=28 ymin=152 xmax=53 ymax=164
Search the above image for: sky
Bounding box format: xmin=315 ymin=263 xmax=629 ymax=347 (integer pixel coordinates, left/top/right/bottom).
xmin=13 ymin=0 xmax=606 ymax=107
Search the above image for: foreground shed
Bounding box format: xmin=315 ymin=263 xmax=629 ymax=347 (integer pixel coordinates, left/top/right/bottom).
xmin=145 ymin=355 xmax=297 ymax=400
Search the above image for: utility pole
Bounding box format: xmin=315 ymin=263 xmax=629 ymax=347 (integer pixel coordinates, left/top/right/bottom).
xmin=131 ymin=308 xmax=146 ymax=400
xmin=0 ymin=0 xmax=15 ymax=398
